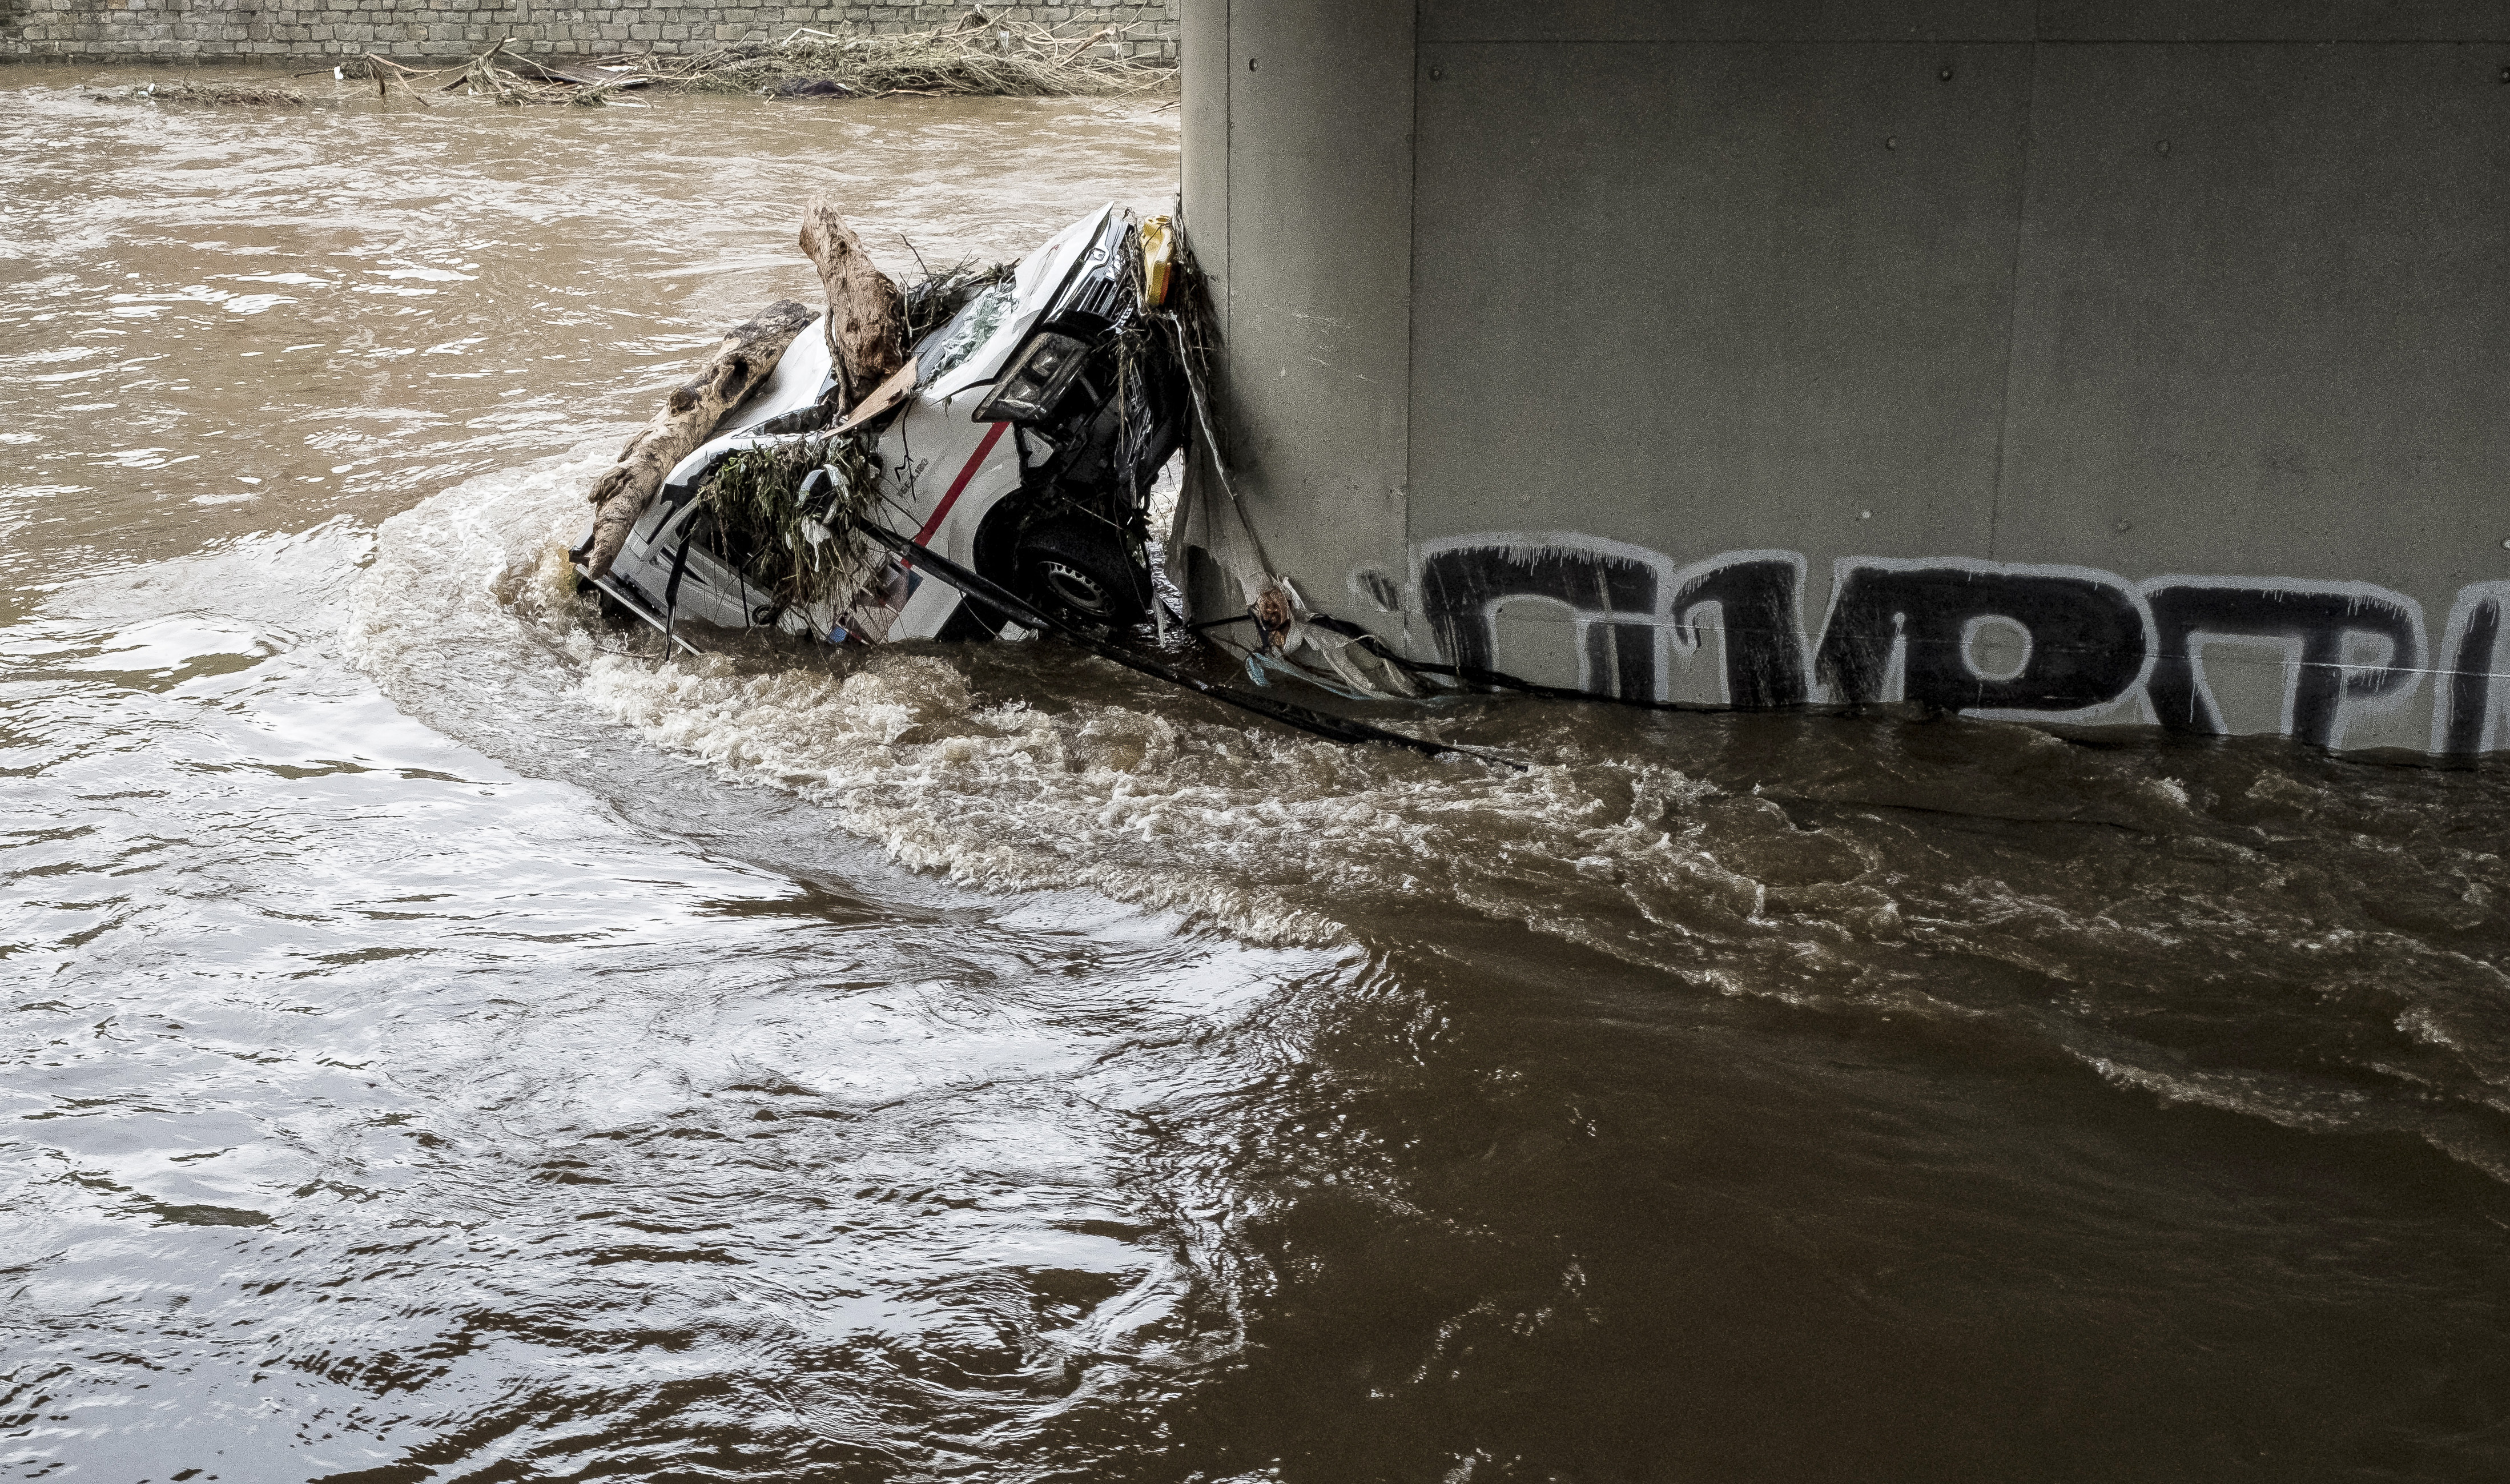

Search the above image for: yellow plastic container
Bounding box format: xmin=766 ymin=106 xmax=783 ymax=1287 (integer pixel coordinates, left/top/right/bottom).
xmin=1139 ymin=215 xmax=1176 ymax=308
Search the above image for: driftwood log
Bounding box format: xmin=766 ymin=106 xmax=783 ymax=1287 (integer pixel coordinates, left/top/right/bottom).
xmin=798 ymin=199 xmax=909 ymax=411
xmin=580 ymin=299 xmax=814 ymax=579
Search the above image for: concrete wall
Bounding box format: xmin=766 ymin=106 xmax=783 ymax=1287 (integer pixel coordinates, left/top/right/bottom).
xmin=1180 ymin=0 xmax=2510 ymax=754
xmin=0 ymin=0 xmax=1177 ymax=65
xmin=1178 ymin=0 xmax=1415 ymax=626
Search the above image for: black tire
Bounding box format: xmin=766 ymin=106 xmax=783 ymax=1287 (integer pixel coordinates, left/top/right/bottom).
xmin=1013 ymin=518 xmax=1150 ymax=628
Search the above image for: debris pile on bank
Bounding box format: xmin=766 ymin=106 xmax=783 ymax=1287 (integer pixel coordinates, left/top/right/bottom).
xmin=87 ymin=81 xmax=308 ymax=107
xmin=453 ymin=40 xmax=621 ymax=106
xmin=344 ymin=43 xmax=638 ymax=106
xmin=343 ymin=18 xmax=1170 ymax=107
xmin=630 ymin=17 xmax=1165 ymax=98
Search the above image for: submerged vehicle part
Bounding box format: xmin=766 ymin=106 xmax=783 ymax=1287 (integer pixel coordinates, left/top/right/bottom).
xmin=841 ymin=512 xmax=1482 ymax=763
xmin=580 ymin=203 xmax=1186 ymax=650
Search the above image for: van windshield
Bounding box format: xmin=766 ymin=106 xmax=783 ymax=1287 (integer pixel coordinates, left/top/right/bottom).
xmin=917 ymin=281 xmax=1017 ymax=385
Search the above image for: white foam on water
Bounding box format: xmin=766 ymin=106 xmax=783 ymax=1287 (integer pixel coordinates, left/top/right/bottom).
xmin=568 ymin=642 xmax=1780 ymax=954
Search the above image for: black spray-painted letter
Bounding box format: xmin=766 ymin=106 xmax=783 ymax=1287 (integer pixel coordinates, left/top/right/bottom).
xmin=2140 ymin=578 xmax=2423 ymax=749
xmin=1814 ymin=561 xmax=2151 ymax=716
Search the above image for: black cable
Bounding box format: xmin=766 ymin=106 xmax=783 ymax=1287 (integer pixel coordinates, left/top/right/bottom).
xmin=845 ymin=516 xmax=1518 ymax=769
xmin=1304 ymin=615 xmax=1702 ymax=714
xmin=659 ymin=531 xmax=696 ymax=658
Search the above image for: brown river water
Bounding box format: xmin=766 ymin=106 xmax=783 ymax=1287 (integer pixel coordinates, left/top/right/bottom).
xmin=7 ymin=67 xmax=2510 ymax=1484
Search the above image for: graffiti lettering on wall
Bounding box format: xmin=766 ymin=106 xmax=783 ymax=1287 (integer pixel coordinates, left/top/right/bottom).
xmin=1392 ymin=534 xmax=2508 ymax=753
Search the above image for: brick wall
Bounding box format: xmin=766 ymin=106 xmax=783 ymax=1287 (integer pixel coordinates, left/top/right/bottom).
xmin=0 ymin=0 xmax=1177 ymax=66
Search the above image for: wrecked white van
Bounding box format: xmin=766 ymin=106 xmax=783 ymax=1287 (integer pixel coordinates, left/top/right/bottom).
xmin=578 ymin=204 xmax=1185 ymax=650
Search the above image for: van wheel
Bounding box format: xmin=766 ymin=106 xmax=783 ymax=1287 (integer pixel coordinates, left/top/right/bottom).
xmin=1013 ymin=518 xmax=1149 ymax=628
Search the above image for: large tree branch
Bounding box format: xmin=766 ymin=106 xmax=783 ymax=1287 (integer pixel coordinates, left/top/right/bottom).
xmin=799 ymin=199 xmax=908 ymax=412
xmin=580 ymin=298 xmax=814 ymax=579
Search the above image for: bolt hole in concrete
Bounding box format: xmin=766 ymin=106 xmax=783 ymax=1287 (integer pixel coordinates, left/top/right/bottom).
xmin=10 ymin=51 xmax=2510 ymax=1484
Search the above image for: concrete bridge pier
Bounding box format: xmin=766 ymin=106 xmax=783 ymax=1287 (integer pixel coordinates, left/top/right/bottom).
xmin=1172 ymin=1 xmax=2510 ymax=755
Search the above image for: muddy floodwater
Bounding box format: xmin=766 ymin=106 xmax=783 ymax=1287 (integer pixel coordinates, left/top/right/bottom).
xmin=7 ymin=68 xmax=2510 ymax=1484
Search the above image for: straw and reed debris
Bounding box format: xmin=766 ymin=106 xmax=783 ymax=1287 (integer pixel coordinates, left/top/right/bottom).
xmin=87 ymin=81 xmax=309 ymax=107
xmin=457 ymin=39 xmax=624 ymax=106
xmin=694 ymin=432 xmax=887 ymax=618
xmin=83 ymin=15 xmax=1166 ymax=118
xmin=343 ymin=42 xmax=626 ymax=106
xmin=624 ymin=18 xmax=1171 ymax=98
xmin=342 ymin=17 xmax=1169 ymax=110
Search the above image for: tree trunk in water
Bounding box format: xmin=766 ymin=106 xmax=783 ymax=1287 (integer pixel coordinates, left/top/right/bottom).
xmin=799 ymin=199 xmax=909 ymax=412
xmin=580 ymin=298 xmax=814 ymax=579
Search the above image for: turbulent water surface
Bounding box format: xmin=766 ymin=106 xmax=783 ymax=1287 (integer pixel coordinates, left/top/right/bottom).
xmin=7 ymin=67 xmax=2510 ymax=1484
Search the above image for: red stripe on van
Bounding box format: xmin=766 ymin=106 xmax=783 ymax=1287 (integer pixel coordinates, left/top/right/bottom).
xmin=912 ymin=420 xmax=1011 ymax=551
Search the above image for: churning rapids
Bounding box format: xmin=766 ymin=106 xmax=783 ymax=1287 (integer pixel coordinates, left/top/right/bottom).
xmin=6 ymin=69 xmax=2510 ymax=1484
